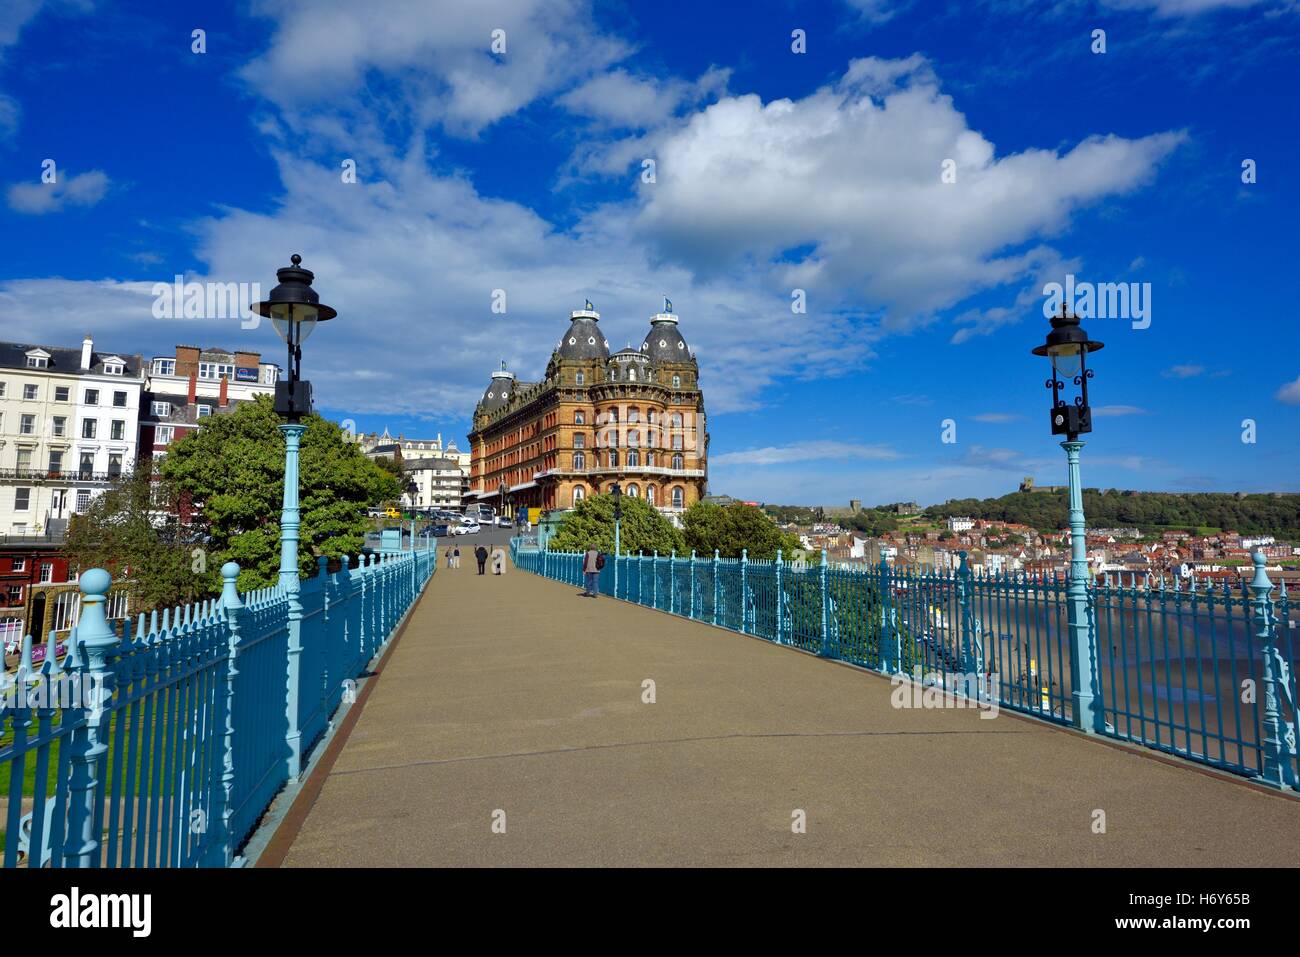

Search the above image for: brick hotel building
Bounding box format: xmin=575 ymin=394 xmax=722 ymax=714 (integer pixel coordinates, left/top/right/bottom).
xmin=468 ymin=305 xmax=709 ymax=519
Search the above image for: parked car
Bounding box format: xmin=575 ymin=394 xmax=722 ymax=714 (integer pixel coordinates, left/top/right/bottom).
xmin=429 ymin=524 xmax=450 ymax=537
xmin=456 ymin=522 xmax=481 ymax=535
xmin=496 ymin=516 xmax=512 ymax=527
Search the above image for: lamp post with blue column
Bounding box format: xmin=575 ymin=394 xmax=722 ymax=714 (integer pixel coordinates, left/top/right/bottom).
xmin=611 ymin=482 xmax=622 ymax=598
xmin=1033 ymin=304 xmax=1104 ymax=733
xmin=252 ymin=254 xmax=336 ymax=777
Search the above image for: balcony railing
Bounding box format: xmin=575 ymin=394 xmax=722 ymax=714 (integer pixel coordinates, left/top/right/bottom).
xmin=0 ymin=468 xmax=124 ymax=484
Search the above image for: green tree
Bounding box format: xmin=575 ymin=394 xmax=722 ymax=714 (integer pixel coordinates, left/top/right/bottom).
xmin=64 ymin=462 xmax=204 ymax=609
xmin=683 ymin=501 xmax=801 ymax=559
xmin=549 ymin=493 xmax=685 ymax=555
xmin=161 ymin=395 xmax=401 ymax=590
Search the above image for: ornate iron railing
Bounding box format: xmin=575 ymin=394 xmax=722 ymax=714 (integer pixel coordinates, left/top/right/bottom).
xmin=0 ymin=544 xmax=436 ymax=868
xmin=511 ymin=539 xmax=1298 ymax=791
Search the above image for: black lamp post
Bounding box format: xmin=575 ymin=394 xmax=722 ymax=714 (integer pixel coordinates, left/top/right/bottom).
xmin=1032 ymin=305 xmax=1103 ymax=440
xmin=1032 ymin=304 xmax=1104 ymax=734
xmin=252 ymin=254 xmax=337 ymax=423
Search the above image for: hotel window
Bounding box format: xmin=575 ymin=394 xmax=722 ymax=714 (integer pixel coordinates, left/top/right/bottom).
xmin=39 ymin=562 xmax=53 ymax=584
xmin=672 ymin=486 xmax=685 ymax=509
xmin=672 ymin=453 xmax=684 ymax=470
xmin=627 ymin=431 xmax=639 ymax=447
xmin=26 ymin=356 xmax=47 ymax=369
xmin=574 ymin=411 xmax=585 ymax=425
xmin=196 ymin=405 xmax=212 ymax=419
xmin=672 ymin=375 xmax=681 ymax=388
xmin=14 ymin=488 xmax=31 ymax=511
xmin=48 ymin=451 xmax=63 ymax=473
xmin=85 ymin=388 xmax=99 ymax=405
xmin=627 ymin=408 xmax=639 ymax=423
xmin=573 ymin=434 xmax=585 ymax=448
xmin=0 ymin=383 xmax=5 ymax=398
xmin=7 ymin=586 xmax=21 ymax=604
xmin=106 ymin=591 xmax=129 ymax=620
xmin=108 ymin=454 xmax=123 ymax=477
xmin=104 ymin=363 xmax=123 ymax=376
xmin=111 ymin=420 xmax=125 ymax=440
xmin=646 ymin=486 xmax=656 ymax=506
xmin=627 ymin=484 xmax=639 ymax=497
xmin=671 ymin=434 xmax=683 ymax=450
xmin=113 ymin=391 xmax=127 ymax=407
xmin=627 ymin=450 xmax=640 ymax=467
xmin=79 ymin=453 xmax=94 ymax=475
xmin=572 ymin=486 xmax=585 ymax=505
xmin=52 ymin=416 xmax=67 ymax=436
xmin=628 ymin=368 xmax=636 ymax=382
xmin=575 ymin=372 xmax=585 ymax=385
xmin=20 ymin=414 xmax=35 ymax=435
xmin=16 ymin=449 xmax=31 ymax=470
xmin=608 ymin=450 xmax=618 ymax=468
xmin=54 ymin=386 xmax=69 ymax=402
xmin=156 ymin=426 xmax=175 ymax=445
xmin=151 ymin=401 xmax=171 ymax=416
xmin=152 ymin=358 xmax=175 ymax=376
xmin=82 ymin=419 xmax=97 ymax=439
xmin=646 ymin=452 xmax=656 ymax=467
xmin=76 ymin=489 xmax=91 ymax=510
xmin=199 ymin=362 xmax=234 ymax=380
xmin=11 ymin=558 xmax=25 ymax=572
xmin=572 ymin=452 xmax=585 ymax=470
xmin=23 ymin=384 xmax=38 ymax=400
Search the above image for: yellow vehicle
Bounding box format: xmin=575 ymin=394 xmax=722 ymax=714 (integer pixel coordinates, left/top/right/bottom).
xmin=384 ymin=507 xmax=400 ymax=519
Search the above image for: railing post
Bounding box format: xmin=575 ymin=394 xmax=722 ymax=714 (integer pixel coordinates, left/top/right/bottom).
xmin=740 ymin=549 xmax=748 ymax=633
xmin=208 ymin=562 xmax=242 ymax=866
xmin=63 ymin=569 xmax=117 ymax=868
xmin=878 ymin=554 xmax=896 ymax=674
xmin=775 ymin=550 xmax=784 ymax=645
xmin=819 ymin=549 xmax=831 ymax=657
xmin=669 ymin=551 xmax=677 ymax=615
xmin=713 ymin=549 xmax=720 ymax=626
xmin=689 ymin=550 xmax=697 ymax=620
xmin=956 ymin=550 xmax=978 ymax=676
xmin=1252 ymin=551 xmax=1296 ymax=789
xmin=653 ymin=551 xmax=659 ymax=608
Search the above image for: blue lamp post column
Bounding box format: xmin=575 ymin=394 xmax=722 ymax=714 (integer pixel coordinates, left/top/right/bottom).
xmin=611 ymin=483 xmax=622 ymax=599
xmin=253 ymin=254 xmax=337 ymax=779
xmin=1033 ymin=305 xmax=1105 ymax=734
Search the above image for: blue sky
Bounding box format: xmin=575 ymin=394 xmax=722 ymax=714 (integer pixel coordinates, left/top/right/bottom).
xmin=1 ymin=0 xmax=1297 ymax=506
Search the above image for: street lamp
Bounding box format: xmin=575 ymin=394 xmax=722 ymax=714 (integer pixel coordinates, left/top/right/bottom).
xmin=251 ymin=254 xmax=335 ymax=780
xmin=498 ymin=481 xmax=508 ymax=523
xmin=1032 ymin=304 xmax=1104 ymax=734
xmin=251 ymin=254 xmax=336 ymax=590
xmin=406 ymin=479 xmax=420 ymax=544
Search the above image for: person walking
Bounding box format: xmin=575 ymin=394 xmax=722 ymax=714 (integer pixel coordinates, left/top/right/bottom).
xmin=446 ymin=545 xmax=454 ymax=569
xmin=475 ymin=544 xmax=489 ymax=575
xmin=581 ymin=543 xmax=602 ymax=597
xmin=491 ymin=545 xmax=506 ymax=575
xmin=452 ymin=545 xmax=461 ymax=568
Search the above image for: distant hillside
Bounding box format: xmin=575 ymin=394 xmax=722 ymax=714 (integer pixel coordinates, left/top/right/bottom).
xmin=922 ymin=491 xmax=1300 ymax=537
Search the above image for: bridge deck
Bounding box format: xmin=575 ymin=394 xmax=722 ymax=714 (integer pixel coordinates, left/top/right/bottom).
xmin=274 ymin=554 xmax=1300 ymax=866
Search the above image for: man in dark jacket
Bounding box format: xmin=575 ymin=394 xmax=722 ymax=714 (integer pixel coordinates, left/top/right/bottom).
xmin=475 ymin=545 xmax=489 ymax=575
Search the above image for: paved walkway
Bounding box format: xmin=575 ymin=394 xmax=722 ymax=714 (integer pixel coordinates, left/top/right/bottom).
xmin=276 ymin=555 xmax=1300 ymax=867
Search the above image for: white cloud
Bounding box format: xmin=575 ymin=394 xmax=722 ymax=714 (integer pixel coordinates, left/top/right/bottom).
xmin=971 ymin=413 xmax=1021 ymax=423
xmin=1100 ymin=0 xmax=1267 ymax=16
xmin=1162 ymin=363 xmax=1205 ymax=378
xmin=1275 ymin=376 xmax=1300 ymax=405
xmin=6 ymin=169 xmax=109 ymax=214
xmin=631 ymin=56 xmax=1184 ymax=331
xmin=712 ymin=441 xmax=901 ymax=467
xmin=241 ymin=0 xmax=628 ymax=139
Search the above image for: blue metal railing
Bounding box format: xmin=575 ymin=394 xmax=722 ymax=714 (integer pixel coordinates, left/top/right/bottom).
xmin=1 ymin=545 xmax=436 ymax=868
xmin=511 ymin=539 xmax=1298 ymax=791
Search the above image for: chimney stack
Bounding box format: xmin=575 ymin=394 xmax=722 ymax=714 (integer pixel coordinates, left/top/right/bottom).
xmin=219 ymin=375 xmax=229 ymax=408
xmin=80 ymin=334 xmax=93 ymax=370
